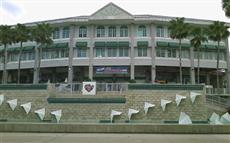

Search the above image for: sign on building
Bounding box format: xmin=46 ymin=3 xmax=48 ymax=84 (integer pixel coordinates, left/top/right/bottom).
xmin=96 ymin=66 xmax=128 ymax=74
xmin=82 ymin=82 xmax=96 ymax=95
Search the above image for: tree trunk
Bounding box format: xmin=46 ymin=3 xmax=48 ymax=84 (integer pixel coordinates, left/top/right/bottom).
xmin=17 ymin=42 xmax=23 ymax=84
xmin=2 ymin=44 xmax=7 ymax=84
xmin=37 ymin=46 xmax=42 ymax=83
xmin=216 ymin=41 xmax=220 ymax=94
xmin=197 ymin=47 xmax=200 ymax=84
xmin=33 ymin=44 xmax=40 ymax=84
xmin=179 ymin=39 xmax=182 ymax=84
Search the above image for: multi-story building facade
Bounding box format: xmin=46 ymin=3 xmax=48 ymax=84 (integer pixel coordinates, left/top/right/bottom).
xmin=0 ymin=3 xmax=229 ymax=89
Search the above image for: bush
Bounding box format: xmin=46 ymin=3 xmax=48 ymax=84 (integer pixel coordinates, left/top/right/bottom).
xmin=129 ymin=79 xmax=136 ymax=83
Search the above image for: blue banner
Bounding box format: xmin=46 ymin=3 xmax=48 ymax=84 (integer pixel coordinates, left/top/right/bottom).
xmin=96 ymin=67 xmax=128 ymax=74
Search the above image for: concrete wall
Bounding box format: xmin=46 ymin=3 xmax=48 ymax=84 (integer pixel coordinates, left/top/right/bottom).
xmin=0 ymin=88 xmax=207 ymax=123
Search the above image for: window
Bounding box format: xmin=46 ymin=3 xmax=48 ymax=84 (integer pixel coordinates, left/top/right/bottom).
xmin=181 ymin=50 xmax=189 ymax=58
xmin=108 ymin=48 xmax=117 ymax=57
xmin=60 ymin=49 xmax=68 ymax=58
xmin=138 ymin=25 xmax=147 ymax=37
xmin=28 ymin=52 xmax=34 ymax=60
xmin=42 ymin=50 xmax=50 ymax=59
xmin=9 ymin=53 xmax=18 ymax=62
xmin=120 ymin=26 xmax=128 ymax=37
xmin=156 ymin=26 xmax=164 ymax=37
xmin=108 ymin=26 xmax=116 ymax=37
xmin=21 ymin=52 xmax=27 ymax=61
xmin=97 ymin=26 xmax=105 ymax=37
xmin=77 ymin=48 xmax=87 ymax=57
xmin=156 ymin=47 xmax=166 ymax=57
xmin=53 ymin=28 xmax=60 ymax=39
xmin=62 ymin=27 xmax=69 ymax=38
xmin=79 ymin=26 xmax=87 ymax=37
xmin=219 ymin=52 xmax=225 ymax=60
xmin=51 ymin=50 xmax=59 ymax=59
xmin=137 ymin=47 xmax=147 ymax=57
xmin=119 ymin=48 xmax=128 ymax=57
xmin=167 ymin=48 xmax=177 ymax=58
xmin=96 ymin=48 xmax=105 ymax=57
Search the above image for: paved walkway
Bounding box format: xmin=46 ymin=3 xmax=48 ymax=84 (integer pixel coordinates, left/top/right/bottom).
xmin=0 ymin=133 xmax=229 ymax=143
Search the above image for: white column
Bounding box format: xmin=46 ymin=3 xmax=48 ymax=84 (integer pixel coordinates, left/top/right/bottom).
xmin=130 ymin=24 xmax=135 ymax=80
xmin=89 ymin=25 xmax=94 ymax=80
xmin=150 ymin=24 xmax=156 ymax=83
xmin=67 ymin=25 xmax=75 ymax=84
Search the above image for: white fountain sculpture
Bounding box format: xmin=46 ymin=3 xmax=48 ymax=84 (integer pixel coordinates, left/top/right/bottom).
xmin=7 ymin=99 xmax=17 ymax=111
xmin=179 ymin=112 xmax=192 ymax=125
xmin=110 ymin=110 xmax=122 ymax=122
xmin=20 ymin=102 xmax=32 ymax=114
xmin=220 ymin=112 xmax=230 ymax=123
xmin=144 ymin=102 xmax=155 ymax=114
xmin=0 ymin=94 xmax=4 ymax=106
xmin=51 ymin=110 xmax=62 ymax=123
xmin=128 ymin=108 xmax=139 ymax=121
xmin=34 ymin=108 xmax=46 ymax=121
xmin=175 ymin=94 xmax=186 ymax=106
xmin=161 ymin=99 xmax=172 ymax=111
xmin=190 ymin=91 xmax=201 ymax=104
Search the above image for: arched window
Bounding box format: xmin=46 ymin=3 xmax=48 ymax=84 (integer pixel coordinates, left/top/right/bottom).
xmin=120 ymin=25 xmax=128 ymax=37
xmin=108 ymin=26 xmax=116 ymax=37
xmin=156 ymin=26 xmax=164 ymax=37
xmin=138 ymin=25 xmax=146 ymax=37
xmin=62 ymin=27 xmax=69 ymax=38
xmin=79 ymin=26 xmax=87 ymax=37
xmin=96 ymin=26 xmax=105 ymax=37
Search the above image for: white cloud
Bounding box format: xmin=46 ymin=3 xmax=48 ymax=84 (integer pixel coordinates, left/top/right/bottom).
xmin=0 ymin=0 xmax=229 ymax=25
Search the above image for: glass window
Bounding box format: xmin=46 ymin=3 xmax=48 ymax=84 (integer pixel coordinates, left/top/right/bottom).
xmin=79 ymin=26 xmax=87 ymax=38
xmin=53 ymin=28 xmax=60 ymax=39
xmin=119 ymin=48 xmax=128 ymax=57
xmin=137 ymin=47 xmax=147 ymax=57
xmin=156 ymin=26 xmax=164 ymax=37
xmin=156 ymin=47 xmax=166 ymax=57
xmin=21 ymin=52 xmax=27 ymax=61
xmin=167 ymin=48 xmax=177 ymax=58
xmin=42 ymin=50 xmax=51 ymax=59
xmin=108 ymin=26 xmax=116 ymax=37
xmin=181 ymin=50 xmax=189 ymax=58
xmin=51 ymin=50 xmax=59 ymax=59
xmin=138 ymin=25 xmax=147 ymax=37
xmin=120 ymin=26 xmax=128 ymax=37
xmin=108 ymin=48 xmax=117 ymax=57
xmin=96 ymin=48 xmax=105 ymax=57
xmin=9 ymin=53 xmax=18 ymax=62
xmin=77 ymin=48 xmax=87 ymax=57
xmin=96 ymin=26 xmax=105 ymax=37
xmin=60 ymin=49 xmax=68 ymax=58
xmin=221 ymin=52 xmax=225 ymax=60
xmin=62 ymin=27 xmax=69 ymax=38
xmin=28 ymin=52 xmax=34 ymax=60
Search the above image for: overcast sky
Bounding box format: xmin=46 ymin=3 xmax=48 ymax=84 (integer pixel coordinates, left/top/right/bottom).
xmin=0 ymin=0 xmax=229 ymax=25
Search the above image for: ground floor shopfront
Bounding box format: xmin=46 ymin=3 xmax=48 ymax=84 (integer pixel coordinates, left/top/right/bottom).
xmin=3 ymin=66 xmax=226 ymax=88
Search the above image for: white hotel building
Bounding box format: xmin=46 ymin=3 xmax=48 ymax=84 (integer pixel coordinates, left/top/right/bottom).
xmin=1 ymin=3 xmax=229 ymax=90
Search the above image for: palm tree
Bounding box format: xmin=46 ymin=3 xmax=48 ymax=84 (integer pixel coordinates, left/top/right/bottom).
xmin=208 ymin=21 xmax=229 ymax=93
xmin=31 ymin=23 xmax=53 ymax=84
xmin=14 ymin=24 xmax=30 ymax=84
xmin=190 ymin=27 xmax=208 ymax=84
xmin=0 ymin=25 xmax=13 ymax=84
xmin=222 ymin=0 xmax=230 ymax=18
xmin=168 ymin=17 xmax=190 ymax=84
